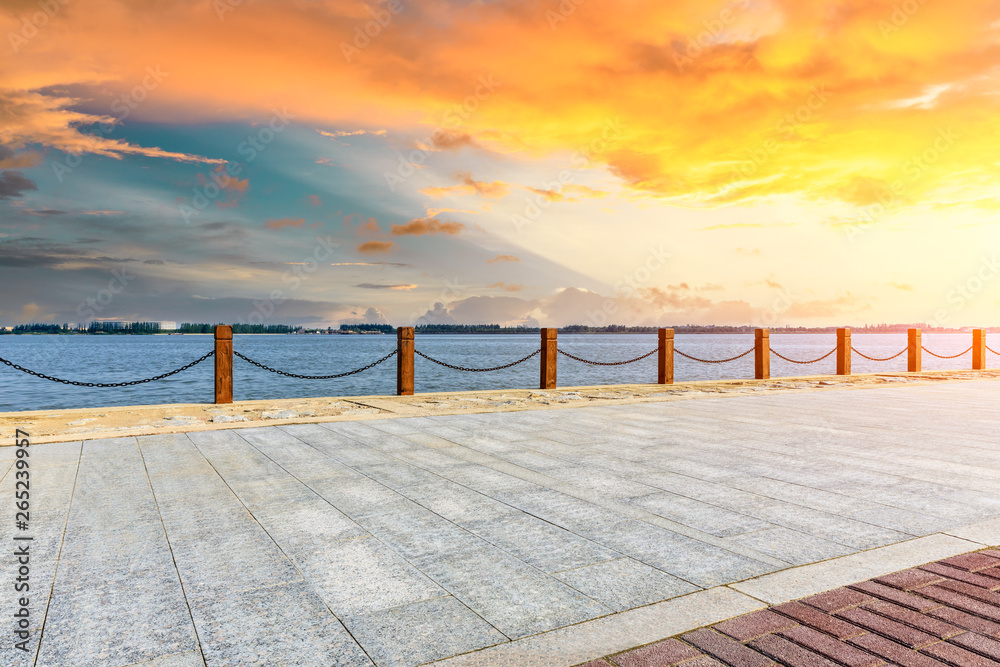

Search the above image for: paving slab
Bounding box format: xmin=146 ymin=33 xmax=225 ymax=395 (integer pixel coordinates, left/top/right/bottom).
xmin=6 ymin=377 xmax=1000 ymax=666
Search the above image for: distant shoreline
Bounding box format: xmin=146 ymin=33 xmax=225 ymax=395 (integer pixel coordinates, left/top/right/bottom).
xmin=2 ymin=330 xmax=995 ymax=336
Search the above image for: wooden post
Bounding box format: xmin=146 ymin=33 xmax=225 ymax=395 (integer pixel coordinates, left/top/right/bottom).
xmin=836 ymin=328 xmax=851 ymax=376
xmin=907 ymin=328 xmax=921 ymax=372
xmin=540 ymin=328 xmax=557 ymax=389
xmin=973 ymin=328 xmax=986 ymax=370
xmin=214 ymin=325 xmax=233 ymax=404
xmin=397 ymin=327 xmax=414 ymax=395
xmin=754 ymin=328 xmax=769 ymax=380
xmin=658 ymin=328 xmax=674 ymax=384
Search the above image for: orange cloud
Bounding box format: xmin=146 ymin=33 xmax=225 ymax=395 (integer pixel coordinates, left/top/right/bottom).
xmin=357 ymin=241 xmax=395 ymax=255
xmin=5 ymin=0 xmax=1000 ymax=216
xmin=487 ymin=254 xmax=520 ymax=263
xmin=487 ymin=282 xmax=524 ymax=292
xmin=308 ymin=194 xmax=322 ymax=206
xmin=264 ymin=217 xmax=305 ymax=229
xmin=420 ymin=172 xmax=510 ymax=200
xmin=390 ymin=218 xmax=464 ymax=236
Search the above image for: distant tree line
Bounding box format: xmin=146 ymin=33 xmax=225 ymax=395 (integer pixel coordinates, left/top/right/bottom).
xmin=415 ymin=324 xmax=540 ymax=334
xmin=340 ymin=324 xmax=395 ymax=333
xmin=178 ymin=323 xmax=295 ymax=334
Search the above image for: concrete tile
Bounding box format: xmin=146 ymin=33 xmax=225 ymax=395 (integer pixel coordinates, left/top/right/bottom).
xmin=460 ymin=512 xmax=621 ymax=573
xmin=491 ymin=488 xmax=627 ymax=532
xmin=399 ymin=480 xmax=520 ymax=524
xmin=627 ymin=492 xmax=774 ymax=537
xmin=725 ymin=526 xmax=854 ymax=565
xmin=355 ymin=461 xmax=444 ymax=489
xmin=38 ymin=552 xmax=197 ymax=667
xmin=35 ymin=437 xmax=197 ymax=667
xmin=123 ymin=651 xmax=205 ymax=666
xmin=189 ymin=581 xmax=371 ymax=666
xmin=553 ymin=558 xmax=699 ymax=611
xmin=344 ymin=596 xmax=506 ymax=667
xmin=358 ymin=502 xmax=489 ymax=561
xmin=295 ymin=535 xmax=446 ymax=616
xmin=846 ymin=506 xmax=956 ymax=536
xmin=413 ymin=544 xmax=611 ymax=639
xmin=581 ymin=520 xmax=776 ymax=588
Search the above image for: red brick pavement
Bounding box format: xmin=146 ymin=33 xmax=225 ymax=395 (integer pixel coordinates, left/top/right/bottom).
xmin=577 ymin=548 xmax=1000 ymax=667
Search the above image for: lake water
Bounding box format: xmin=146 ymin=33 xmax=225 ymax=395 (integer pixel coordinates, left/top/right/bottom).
xmin=0 ymin=333 xmax=990 ymax=412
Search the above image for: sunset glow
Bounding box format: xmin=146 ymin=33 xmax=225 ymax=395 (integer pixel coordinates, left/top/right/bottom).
xmin=3 ymin=0 xmax=999 ymax=327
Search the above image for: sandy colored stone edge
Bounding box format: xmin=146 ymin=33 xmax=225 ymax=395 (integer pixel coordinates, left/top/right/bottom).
xmin=2 ymin=368 xmax=998 ymax=445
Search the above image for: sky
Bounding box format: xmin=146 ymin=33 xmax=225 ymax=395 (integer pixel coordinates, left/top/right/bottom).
xmin=2 ymin=0 xmax=999 ymax=329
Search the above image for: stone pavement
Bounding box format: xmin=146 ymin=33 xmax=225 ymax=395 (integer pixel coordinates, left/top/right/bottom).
xmin=583 ymin=548 xmax=1000 ymax=667
xmin=1 ymin=378 xmax=999 ymax=666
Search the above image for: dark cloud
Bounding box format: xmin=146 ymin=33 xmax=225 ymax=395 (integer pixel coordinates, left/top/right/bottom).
xmin=0 ymin=171 xmax=37 ymax=199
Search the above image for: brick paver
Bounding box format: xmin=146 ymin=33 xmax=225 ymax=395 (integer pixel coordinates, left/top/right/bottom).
xmin=587 ymin=549 xmax=1000 ymax=667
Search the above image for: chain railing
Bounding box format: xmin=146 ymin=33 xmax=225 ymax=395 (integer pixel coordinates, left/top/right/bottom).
xmin=234 ymin=349 xmax=396 ymax=379
xmin=2 ymin=327 xmax=995 ymax=406
xmin=771 ymin=348 xmax=837 ymax=364
xmin=0 ymin=350 xmax=214 ymax=387
xmin=922 ymin=345 xmax=973 ymax=360
xmin=415 ymin=348 xmax=539 ymax=372
xmin=558 ymin=348 xmax=658 ymax=366
xmin=675 ymin=347 xmax=755 ymax=364
xmin=851 ymin=346 xmax=907 ymax=362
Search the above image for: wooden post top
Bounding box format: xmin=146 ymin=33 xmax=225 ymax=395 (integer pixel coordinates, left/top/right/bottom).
xmin=837 ymin=327 xmax=851 ymax=336
xmin=755 ymin=328 xmax=769 ymax=339
xmin=214 ymin=325 xmax=232 ymax=340
xmin=908 ymin=328 xmax=921 ymax=337
xmin=658 ymin=328 xmax=674 ymax=340
xmin=541 ymin=328 xmax=557 ymax=340
xmin=397 ymin=327 xmax=414 ymax=340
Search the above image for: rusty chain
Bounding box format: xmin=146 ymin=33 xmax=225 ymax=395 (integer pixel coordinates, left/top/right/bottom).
xmin=922 ymin=345 xmax=973 ymax=360
xmin=558 ymin=348 xmax=658 ymax=366
xmin=770 ymin=348 xmax=837 ymax=364
xmin=988 ymin=343 xmax=999 ymax=356
xmin=415 ymin=348 xmax=539 ymax=372
xmin=675 ymin=347 xmax=755 ymax=364
xmin=234 ymin=349 xmax=396 ymax=379
xmin=0 ymin=350 xmax=214 ymax=387
xmin=851 ymin=346 xmax=907 ymax=362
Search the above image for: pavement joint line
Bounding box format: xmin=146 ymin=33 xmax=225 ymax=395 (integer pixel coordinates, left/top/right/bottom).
xmin=424 ymin=529 xmax=1000 ymax=667
xmin=30 ymin=437 xmax=85 ymax=665
xmin=135 ymin=435 xmax=208 ymax=667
